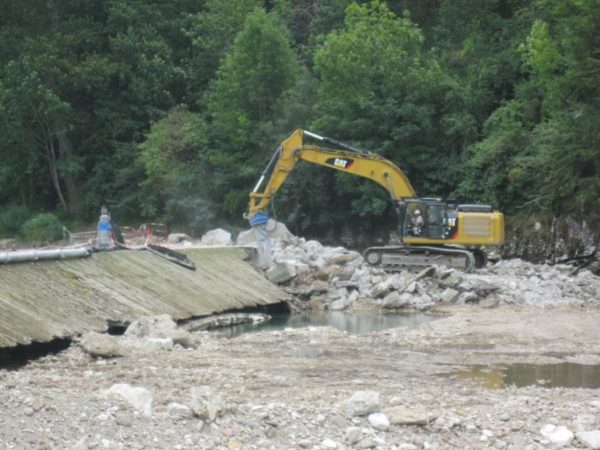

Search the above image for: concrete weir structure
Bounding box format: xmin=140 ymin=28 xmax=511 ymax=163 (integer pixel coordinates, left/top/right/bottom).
xmin=0 ymin=247 xmax=287 ymax=348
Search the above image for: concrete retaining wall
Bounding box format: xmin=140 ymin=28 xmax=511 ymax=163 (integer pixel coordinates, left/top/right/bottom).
xmin=0 ymin=247 xmax=287 ymax=348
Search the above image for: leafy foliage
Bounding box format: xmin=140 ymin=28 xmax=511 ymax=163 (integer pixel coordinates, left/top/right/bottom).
xmin=0 ymin=205 xmax=33 ymax=238
xmin=20 ymin=213 xmax=63 ymax=243
xmin=0 ymin=0 xmax=597 ymax=239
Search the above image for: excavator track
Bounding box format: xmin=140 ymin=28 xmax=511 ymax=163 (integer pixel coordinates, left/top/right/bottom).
xmin=363 ymin=245 xmax=483 ymax=272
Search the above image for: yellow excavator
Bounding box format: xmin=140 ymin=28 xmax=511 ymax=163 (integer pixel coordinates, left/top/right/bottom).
xmin=246 ymin=129 xmax=504 ymax=271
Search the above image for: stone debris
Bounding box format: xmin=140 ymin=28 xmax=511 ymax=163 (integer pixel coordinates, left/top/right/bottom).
xmin=79 ymin=332 xmax=124 ymax=358
xmin=231 ymin=221 xmax=600 ymax=311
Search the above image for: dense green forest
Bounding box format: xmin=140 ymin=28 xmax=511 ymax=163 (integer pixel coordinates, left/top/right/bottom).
xmin=0 ymin=0 xmax=598 ymax=241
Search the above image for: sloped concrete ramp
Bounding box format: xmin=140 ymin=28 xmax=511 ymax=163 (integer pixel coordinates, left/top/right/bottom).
xmin=0 ymin=247 xmax=287 ymax=348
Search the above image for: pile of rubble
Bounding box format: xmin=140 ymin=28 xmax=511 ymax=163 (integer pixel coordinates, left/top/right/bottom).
xmin=221 ymin=222 xmax=600 ymax=311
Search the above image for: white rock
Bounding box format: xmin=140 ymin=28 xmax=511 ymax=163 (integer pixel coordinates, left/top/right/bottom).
xmin=200 ymin=228 xmax=232 ymax=246
xmin=540 ymin=424 xmax=574 ymax=447
xmin=321 ymin=438 xmax=338 ymax=449
xmin=368 ymin=412 xmax=390 ymax=431
xmin=576 ymin=430 xmax=600 ymax=449
xmin=346 ymin=390 xmax=380 ymax=417
xmin=104 ymin=384 xmax=153 ymax=417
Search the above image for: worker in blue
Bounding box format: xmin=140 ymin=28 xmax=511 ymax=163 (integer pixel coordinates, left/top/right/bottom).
xmin=249 ymin=211 xmax=272 ymax=269
xmin=96 ymin=206 xmax=113 ymax=249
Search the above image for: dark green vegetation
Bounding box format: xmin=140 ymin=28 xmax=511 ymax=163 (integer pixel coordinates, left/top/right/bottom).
xmin=1 ymin=0 xmax=598 ymax=242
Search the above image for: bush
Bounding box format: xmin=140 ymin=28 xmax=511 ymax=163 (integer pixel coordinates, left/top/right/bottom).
xmin=20 ymin=213 xmax=63 ymax=243
xmin=0 ymin=204 xmax=33 ymax=237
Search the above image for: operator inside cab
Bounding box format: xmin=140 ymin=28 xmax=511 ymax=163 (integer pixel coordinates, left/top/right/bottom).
xmin=410 ymin=209 xmax=424 ymax=236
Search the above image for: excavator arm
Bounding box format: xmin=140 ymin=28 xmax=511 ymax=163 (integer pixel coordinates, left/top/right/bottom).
xmin=247 ymin=129 xmax=416 ymax=218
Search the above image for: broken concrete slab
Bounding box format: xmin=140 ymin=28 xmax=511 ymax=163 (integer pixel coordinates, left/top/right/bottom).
xmin=0 ymin=248 xmax=288 ymax=348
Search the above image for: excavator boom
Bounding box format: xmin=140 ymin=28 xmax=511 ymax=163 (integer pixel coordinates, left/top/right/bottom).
xmin=248 ymin=129 xmax=416 ymax=218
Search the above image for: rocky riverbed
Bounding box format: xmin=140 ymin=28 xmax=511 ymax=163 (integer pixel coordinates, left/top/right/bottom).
xmin=0 ymin=225 xmax=599 ymax=449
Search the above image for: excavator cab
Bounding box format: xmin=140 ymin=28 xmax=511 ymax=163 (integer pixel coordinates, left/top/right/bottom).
xmin=401 ymin=199 xmax=449 ymax=240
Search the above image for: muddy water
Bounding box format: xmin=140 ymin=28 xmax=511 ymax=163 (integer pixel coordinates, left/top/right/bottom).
xmin=215 ymin=311 xmax=437 ymax=337
xmin=451 ymin=362 xmax=600 ymax=389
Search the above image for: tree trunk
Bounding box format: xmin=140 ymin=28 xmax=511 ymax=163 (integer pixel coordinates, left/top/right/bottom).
xmin=56 ymin=129 xmax=83 ymax=215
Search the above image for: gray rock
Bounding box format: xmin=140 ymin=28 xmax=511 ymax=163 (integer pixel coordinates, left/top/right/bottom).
xmin=189 ymin=386 xmax=223 ymax=423
xmin=355 ymin=437 xmax=378 ymax=449
xmin=139 ymin=337 xmax=174 ymax=352
xmin=79 ymin=332 xmax=124 ymax=358
xmin=167 ymin=402 xmax=194 ymax=419
xmin=104 ymin=384 xmax=153 ymax=417
xmin=266 ymin=262 xmax=296 ymax=284
xmin=124 ymin=314 xmax=194 ymax=348
xmin=576 ymin=430 xmax=600 ymax=449
xmin=329 ymin=413 xmax=348 ymax=428
xmin=457 ymin=292 xmax=479 ymax=304
xmin=267 ymin=219 xmax=296 ymax=242
xmin=383 ymin=291 xmax=411 ymax=309
xmin=115 ymin=411 xmax=132 ymax=427
xmin=345 ymin=426 xmax=363 ymax=444
xmin=200 ymin=228 xmax=232 ymax=246
xmin=368 ymin=412 xmax=390 ymax=431
xmin=471 ymin=279 xmax=501 ymax=296
xmin=346 ymin=390 xmax=380 ymax=417
xmin=184 ymin=313 xmax=270 ymax=332
xmin=330 ymin=297 xmax=351 ymax=311
xmin=384 ymin=406 xmax=429 ymax=426
xmin=479 ymin=294 xmax=500 ymax=308
xmin=440 ymin=274 xmax=463 ymax=289
xmin=330 ymin=252 xmax=360 ymax=265
xmin=439 ymin=288 xmax=460 ymax=303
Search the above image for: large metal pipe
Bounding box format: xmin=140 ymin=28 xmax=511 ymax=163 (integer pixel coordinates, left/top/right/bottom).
xmin=0 ymin=247 xmax=92 ymax=264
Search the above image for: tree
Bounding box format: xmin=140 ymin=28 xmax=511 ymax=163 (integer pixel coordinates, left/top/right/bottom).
xmin=138 ymin=108 xmax=215 ymax=234
xmin=185 ymin=0 xmax=262 ymax=104
xmin=206 ymin=7 xmax=300 ymax=218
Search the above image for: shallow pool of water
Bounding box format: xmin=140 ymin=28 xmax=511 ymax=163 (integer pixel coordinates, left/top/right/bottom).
xmin=450 ymin=362 xmax=600 ymax=389
xmin=214 ymin=311 xmax=437 ymax=337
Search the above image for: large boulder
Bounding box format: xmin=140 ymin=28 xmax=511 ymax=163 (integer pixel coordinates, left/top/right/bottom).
xmin=104 ymin=383 xmax=153 ymax=417
xmin=266 ymin=262 xmax=296 ymax=284
xmin=345 ymin=390 xmax=380 ymax=417
xmin=124 ymin=314 xmax=194 ymax=348
xmin=79 ymin=332 xmax=124 ymax=358
xmin=200 ymin=228 xmax=232 ymax=246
